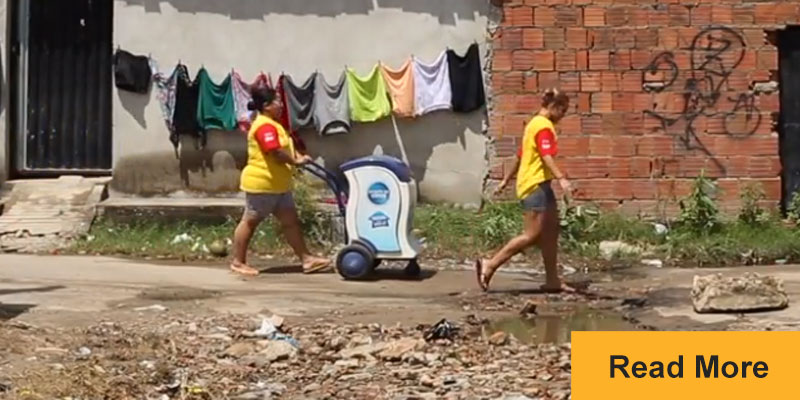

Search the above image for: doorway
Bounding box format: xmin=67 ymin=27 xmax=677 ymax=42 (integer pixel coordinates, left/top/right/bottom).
xmin=10 ymin=0 xmax=113 ymax=176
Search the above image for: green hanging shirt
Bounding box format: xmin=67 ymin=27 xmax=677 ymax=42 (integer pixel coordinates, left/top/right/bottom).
xmin=346 ymin=66 xmax=392 ymax=123
xmin=196 ymin=68 xmax=237 ymax=131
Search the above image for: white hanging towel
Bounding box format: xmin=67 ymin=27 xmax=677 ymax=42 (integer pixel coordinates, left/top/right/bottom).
xmin=412 ymin=51 xmax=452 ymax=116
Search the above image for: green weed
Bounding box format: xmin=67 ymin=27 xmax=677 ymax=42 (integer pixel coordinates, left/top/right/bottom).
xmin=738 ymin=183 xmax=772 ymax=226
xmin=787 ymin=190 xmax=800 ymax=224
xmin=677 ymin=171 xmax=720 ymax=233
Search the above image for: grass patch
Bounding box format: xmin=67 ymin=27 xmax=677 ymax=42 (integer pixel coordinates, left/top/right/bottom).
xmin=72 ymin=217 xmax=285 ymax=260
xmin=75 ymin=204 xmax=800 ymax=268
xmin=71 ymin=175 xmax=800 ymax=268
xmin=71 ymin=175 xmax=338 ymax=260
xmin=414 ymin=202 xmax=522 ymax=258
xmin=663 ymin=221 xmax=800 ymax=267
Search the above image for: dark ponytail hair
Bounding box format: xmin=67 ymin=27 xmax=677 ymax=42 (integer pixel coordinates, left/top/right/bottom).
xmin=541 ymin=88 xmax=569 ymax=109
xmin=247 ymin=86 xmax=277 ymax=112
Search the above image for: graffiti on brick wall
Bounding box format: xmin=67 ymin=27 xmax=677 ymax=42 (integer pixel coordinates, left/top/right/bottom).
xmin=641 ymin=27 xmax=762 ymax=172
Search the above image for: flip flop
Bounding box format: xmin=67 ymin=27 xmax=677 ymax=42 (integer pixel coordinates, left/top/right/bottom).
xmin=230 ymin=263 xmax=259 ymax=277
xmin=475 ymin=259 xmax=489 ymax=292
xmin=303 ymin=259 xmax=332 ymax=274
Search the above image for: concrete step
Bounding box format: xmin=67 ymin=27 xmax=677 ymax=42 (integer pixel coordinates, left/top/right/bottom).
xmin=0 ymin=177 xmax=109 ymax=253
xmin=97 ymin=196 xmax=245 ymax=223
xmin=97 ymin=194 xmax=343 ymax=224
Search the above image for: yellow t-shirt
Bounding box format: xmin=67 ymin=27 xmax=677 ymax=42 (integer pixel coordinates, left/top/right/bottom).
xmin=516 ymin=115 xmax=557 ymax=199
xmin=240 ymin=114 xmax=295 ymax=194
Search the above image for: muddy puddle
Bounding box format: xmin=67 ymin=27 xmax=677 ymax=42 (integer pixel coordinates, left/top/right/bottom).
xmin=489 ymin=307 xmax=638 ymax=344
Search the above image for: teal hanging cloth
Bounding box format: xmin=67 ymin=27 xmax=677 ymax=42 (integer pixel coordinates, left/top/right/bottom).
xmin=196 ymin=68 xmax=237 ymax=131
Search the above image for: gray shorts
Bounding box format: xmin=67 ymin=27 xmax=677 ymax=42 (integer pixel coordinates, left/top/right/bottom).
xmin=520 ymin=180 xmax=557 ymax=212
xmin=244 ymin=192 xmax=295 ymax=219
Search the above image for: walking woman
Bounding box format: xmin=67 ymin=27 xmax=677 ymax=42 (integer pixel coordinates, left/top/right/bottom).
xmin=231 ymin=87 xmax=331 ymax=276
xmin=476 ymin=89 xmax=574 ymax=292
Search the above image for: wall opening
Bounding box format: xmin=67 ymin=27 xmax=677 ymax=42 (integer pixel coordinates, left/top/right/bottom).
xmin=10 ymin=0 xmax=113 ymax=177
xmin=778 ymin=26 xmax=800 ymax=212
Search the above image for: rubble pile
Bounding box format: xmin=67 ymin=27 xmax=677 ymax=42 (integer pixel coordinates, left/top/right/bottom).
xmin=0 ymin=315 xmax=572 ymax=399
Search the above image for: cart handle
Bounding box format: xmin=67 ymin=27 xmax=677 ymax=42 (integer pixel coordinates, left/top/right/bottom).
xmin=301 ymin=161 xmax=348 ymax=218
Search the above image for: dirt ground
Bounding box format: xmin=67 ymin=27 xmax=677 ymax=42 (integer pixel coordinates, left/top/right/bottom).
xmin=2 ymin=255 xmax=800 ymax=399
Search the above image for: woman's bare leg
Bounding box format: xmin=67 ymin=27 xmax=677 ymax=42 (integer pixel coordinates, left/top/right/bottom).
xmin=273 ymin=206 xmax=331 ymax=273
xmin=231 ymin=214 xmax=262 ymax=276
xmin=477 ymin=211 xmax=544 ymax=290
xmin=539 ymin=205 xmax=569 ymax=291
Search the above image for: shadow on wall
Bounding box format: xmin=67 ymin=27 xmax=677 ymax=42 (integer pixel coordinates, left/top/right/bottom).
xmin=111 ymin=130 xmax=246 ymax=195
xmin=304 ymin=111 xmax=479 ymax=178
xmin=303 ymin=110 xmax=486 ymax=204
xmin=118 ymin=0 xmax=490 ymax=24
xmin=178 ymin=132 xmax=247 ymax=192
xmin=111 ymin=111 xmax=487 ymax=203
xmin=117 ymin=89 xmax=151 ymax=129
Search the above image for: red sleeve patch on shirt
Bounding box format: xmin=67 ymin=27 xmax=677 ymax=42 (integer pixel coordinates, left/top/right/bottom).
xmin=535 ymin=128 xmax=557 ymax=157
xmin=255 ymin=124 xmax=281 ymax=153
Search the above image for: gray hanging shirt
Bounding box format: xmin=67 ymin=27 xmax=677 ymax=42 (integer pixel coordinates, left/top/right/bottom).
xmin=313 ymin=72 xmax=351 ymax=136
xmin=284 ymin=73 xmax=316 ymax=131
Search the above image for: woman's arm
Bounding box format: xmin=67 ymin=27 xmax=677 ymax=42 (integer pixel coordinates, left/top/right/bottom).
xmin=541 ymin=155 xmax=564 ymax=180
xmin=495 ymin=155 xmax=520 ymax=195
xmin=504 ymin=156 xmax=521 ymax=182
xmin=272 ymin=149 xmax=311 ymax=166
xmin=541 ymin=154 xmax=571 ymax=192
xmin=255 ymin=125 xmax=311 ymax=166
xmin=536 ymin=129 xmax=572 ymax=194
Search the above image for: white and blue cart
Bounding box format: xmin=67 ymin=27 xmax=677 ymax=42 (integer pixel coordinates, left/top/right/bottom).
xmin=303 ymin=155 xmax=423 ymax=280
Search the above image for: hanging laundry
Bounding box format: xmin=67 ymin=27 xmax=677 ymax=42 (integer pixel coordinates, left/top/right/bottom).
xmin=412 ymin=51 xmax=452 ymax=116
xmin=276 ymin=75 xmax=293 ymax=133
xmin=380 ymin=59 xmax=415 ymax=118
xmin=151 ymin=62 xmax=180 ymax=148
xmin=283 ymin=73 xmax=317 ymax=132
xmin=114 ymin=49 xmax=152 ymax=94
xmin=196 ymin=68 xmax=237 ymax=132
xmin=276 ymin=75 xmax=307 ymax=154
xmin=233 ymin=71 xmax=271 ymax=132
xmin=313 ymin=72 xmax=350 ymax=136
xmin=232 ymin=71 xmax=253 ymax=131
xmin=346 ymin=66 xmax=392 ymax=123
xmin=447 ymin=43 xmax=486 ymax=113
xmin=173 ymin=65 xmax=203 ymax=146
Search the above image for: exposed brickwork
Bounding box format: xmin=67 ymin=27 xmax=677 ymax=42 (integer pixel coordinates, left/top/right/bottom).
xmin=488 ymin=0 xmax=790 ymax=214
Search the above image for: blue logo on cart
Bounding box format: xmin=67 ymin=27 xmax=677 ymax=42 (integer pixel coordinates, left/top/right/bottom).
xmin=367 ymin=182 xmax=390 ymax=205
xmin=369 ymin=212 xmax=390 ymax=228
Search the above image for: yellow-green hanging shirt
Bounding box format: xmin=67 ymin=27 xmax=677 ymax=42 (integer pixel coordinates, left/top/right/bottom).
xmin=346 ymin=66 xmax=392 ymax=122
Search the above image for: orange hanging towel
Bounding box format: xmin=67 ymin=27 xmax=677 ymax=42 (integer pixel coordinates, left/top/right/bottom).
xmin=380 ymin=59 xmax=416 ymax=118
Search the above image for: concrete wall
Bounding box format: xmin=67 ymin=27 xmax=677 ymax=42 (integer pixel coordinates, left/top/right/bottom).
xmin=0 ymin=0 xmax=8 ymax=185
xmin=111 ymin=0 xmax=492 ymax=205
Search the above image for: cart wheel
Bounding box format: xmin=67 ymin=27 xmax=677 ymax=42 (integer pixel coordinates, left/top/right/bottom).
xmin=336 ymin=243 xmax=375 ymax=280
xmin=404 ymin=258 xmax=421 ymax=277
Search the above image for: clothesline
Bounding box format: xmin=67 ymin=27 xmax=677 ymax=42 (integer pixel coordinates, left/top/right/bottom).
xmin=115 ymin=44 xmax=486 ymax=151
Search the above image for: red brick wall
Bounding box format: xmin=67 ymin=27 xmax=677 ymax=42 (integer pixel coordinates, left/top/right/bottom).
xmin=488 ymin=0 xmax=792 ymax=214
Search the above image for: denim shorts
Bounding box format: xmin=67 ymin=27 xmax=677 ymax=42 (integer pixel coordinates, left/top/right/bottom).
xmin=520 ymin=180 xmax=557 ymax=212
xmin=244 ymin=192 xmax=295 ymax=219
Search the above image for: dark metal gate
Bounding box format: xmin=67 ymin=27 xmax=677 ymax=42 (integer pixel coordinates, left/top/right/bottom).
xmin=779 ymin=28 xmax=800 ymax=211
xmin=12 ymin=0 xmax=113 ymax=174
